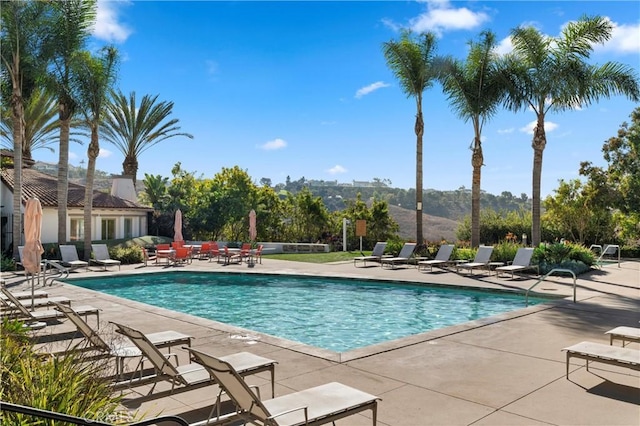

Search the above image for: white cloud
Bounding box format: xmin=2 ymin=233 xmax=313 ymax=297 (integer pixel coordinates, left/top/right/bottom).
xmin=497 ymin=127 xmax=514 ymax=134
xmin=494 ymin=36 xmax=513 ymax=56
xmin=321 ymin=120 xmax=337 ymax=126
xmin=355 ymin=81 xmax=390 ymax=99
xmin=409 ymin=0 xmax=490 ymax=35
xmin=327 ymin=165 xmax=347 ymax=175
xmin=519 ymin=120 xmax=559 ymax=135
xmin=94 ymin=0 xmax=132 ymax=43
xmin=69 ymin=152 xmax=79 ymax=161
xmin=260 ymin=138 xmax=287 ymax=150
xmin=596 ymin=19 xmax=640 ymax=54
xmin=98 ymin=148 xmax=112 ymax=158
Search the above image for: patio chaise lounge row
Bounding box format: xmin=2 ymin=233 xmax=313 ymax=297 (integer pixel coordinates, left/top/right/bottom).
xmin=42 ymin=302 xmax=381 ymax=426
xmin=360 ymin=242 xmax=538 ymax=278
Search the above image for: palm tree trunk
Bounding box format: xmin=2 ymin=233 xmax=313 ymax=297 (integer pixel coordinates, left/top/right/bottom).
xmin=531 ymin=116 xmax=547 ymax=246
xmin=11 ymin=83 xmax=24 ymax=257
xmin=57 ymin=102 xmax=71 ymax=244
xmin=415 ymin=99 xmax=424 ymax=245
xmin=83 ymin=126 xmax=99 ymax=260
xmin=471 ymin=136 xmax=483 ymax=248
xmin=123 ymin=154 xmax=138 ymax=187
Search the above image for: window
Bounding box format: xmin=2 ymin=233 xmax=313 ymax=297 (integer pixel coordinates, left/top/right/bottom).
xmin=70 ymin=218 xmax=84 ymax=241
xmin=124 ymin=218 xmax=133 ymax=239
xmin=101 ymin=219 xmax=116 ymax=240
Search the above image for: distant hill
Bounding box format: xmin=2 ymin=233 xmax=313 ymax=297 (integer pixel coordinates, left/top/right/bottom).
xmin=388 ymin=204 xmax=459 ymax=242
xmin=31 ymin=162 xmax=524 ymax=238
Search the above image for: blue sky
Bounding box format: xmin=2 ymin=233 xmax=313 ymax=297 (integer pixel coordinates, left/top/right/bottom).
xmin=35 ymin=0 xmax=640 ymax=197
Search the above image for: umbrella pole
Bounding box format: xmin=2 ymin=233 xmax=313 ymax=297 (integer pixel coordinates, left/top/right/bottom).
xmin=31 ymin=274 xmax=35 ymax=311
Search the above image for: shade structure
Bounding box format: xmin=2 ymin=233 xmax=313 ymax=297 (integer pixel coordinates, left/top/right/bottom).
xmin=249 ymin=209 xmax=257 ymax=241
xmin=174 ymin=209 xmax=184 ymax=242
xmin=22 ymin=198 xmax=44 ymax=310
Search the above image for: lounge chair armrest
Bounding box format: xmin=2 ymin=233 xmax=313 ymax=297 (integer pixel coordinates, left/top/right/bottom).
xmin=267 ymin=406 xmax=309 ymax=423
xmin=248 ymin=384 xmax=261 ymax=400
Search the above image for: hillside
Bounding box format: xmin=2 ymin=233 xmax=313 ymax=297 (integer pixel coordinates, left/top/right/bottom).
xmin=388 ymin=204 xmax=459 ymax=242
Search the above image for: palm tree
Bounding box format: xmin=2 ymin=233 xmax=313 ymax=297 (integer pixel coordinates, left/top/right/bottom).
xmin=46 ymin=0 xmax=97 ymax=244
xmin=140 ymin=173 xmax=170 ymax=209
xmin=500 ymin=15 xmax=640 ymax=246
xmin=1 ymin=0 xmax=49 ymax=256
xmin=73 ymin=46 xmax=118 ymax=260
xmin=0 ymin=87 xmax=80 ymax=161
xmin=439 ymin=31 xmax=504 ymax=248
xmin=101 ymin=90 xmax=194 ymax=185
xmin=383 ymin=30 xmax=440 ymax=245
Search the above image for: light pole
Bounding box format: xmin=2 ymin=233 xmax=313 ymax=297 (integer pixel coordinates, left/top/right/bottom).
xmin=343 ymin=218 xmax=350 ymax=252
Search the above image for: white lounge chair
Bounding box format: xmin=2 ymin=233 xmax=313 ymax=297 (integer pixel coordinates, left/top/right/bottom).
xmin=53 ymin=302 xmax=192 ymax=379
xmin=380 ymin=242 xmax=417 ymax=269
xmin=59 ymin=245 xmax=89 ymax=271
xmin=186 ymin=347 xmax=381 ymax=426
xmin=111 ymin=322 xmax=277 ymax=396
xmin=417 ymin=244 xmax=455 ymax=272
xmin=605 ymin=326 xmax=640 ymax=347
xmin=91 ymin=244 xmax=121 ymax=271
xmin=0 ymin=287 xmax=99 ymax=325
xmin=456 ymin=246 xmax=494 ymax=275
xmin=353 ymin=242 xmax=388 ymax=267
xmin=495 ymin=247 xmax=538 ymax=278
xmin=0 ymin=287 xmax=70 ymax=312
xmin=562 ymin=341 xmax=640 ymax=378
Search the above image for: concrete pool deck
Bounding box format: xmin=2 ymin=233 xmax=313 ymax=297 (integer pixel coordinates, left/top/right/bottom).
xmin=2 ymin=257 xmax=639 ymax=425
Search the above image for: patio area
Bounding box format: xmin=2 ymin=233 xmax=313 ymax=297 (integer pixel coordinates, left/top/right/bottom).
xmin=2 ymin=257 xmax=639 ymax=425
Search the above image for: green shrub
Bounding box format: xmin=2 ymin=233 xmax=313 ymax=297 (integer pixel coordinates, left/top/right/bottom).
xmin=0 ymin=319 xmax=126 ymax=424
xmin=533 ymin=242 xmax=595 ymax=275
xmin=621 ymin=245 xmax=640 ymax=258
xmin=454 ymin=247 xmax=476 ymax=261
xmin=491 ymin=241 xmax=521 ymax=263
xmin=1 ymin=253 xmax=16 ymax=271
xmin=110 ymin=246 xmax=143 ymax=264
xmin=385 ymin=236 xmax=407 ymax=256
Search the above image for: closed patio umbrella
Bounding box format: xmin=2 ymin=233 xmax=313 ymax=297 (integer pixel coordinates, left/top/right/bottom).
xmin=22 ymin=198 xmax=44 ymax=310
xmin=174 ymin=209 xmax=184 ymax=242
xmin=249 ymin=209 xmax=257 ymax=241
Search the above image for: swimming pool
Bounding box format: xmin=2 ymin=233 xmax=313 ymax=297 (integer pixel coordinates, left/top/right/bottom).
xmin=67 ymin=272 xmax=550 ymax=352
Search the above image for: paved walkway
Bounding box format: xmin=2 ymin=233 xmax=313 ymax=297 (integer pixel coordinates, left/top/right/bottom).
xmin=2 ymin=257 xmax=639 ymax=425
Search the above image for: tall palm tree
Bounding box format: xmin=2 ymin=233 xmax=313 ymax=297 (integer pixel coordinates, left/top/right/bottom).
xmin=439 ymin=31 xmax=504 ymax=248
xmin=500 ymin=15 xmax=640 ymax=246
xmin=46 ymin=0 xmax=97 ymax=244
xmin=101 ymin=90 xmax=194 ymax=186
xmin=0 ymin=87 xmax=80 ymax=161
xmin=383 ymin=30 xmax=439 ymax=245
xmin=1 ymin=0 xmax=49 ymax=256
xmin=73 ymin=46 xmax=118 ymax=260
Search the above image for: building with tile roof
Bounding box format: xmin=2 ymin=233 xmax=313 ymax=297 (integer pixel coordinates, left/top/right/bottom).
xmin=1 ymin=163 xmax=152 ymax=248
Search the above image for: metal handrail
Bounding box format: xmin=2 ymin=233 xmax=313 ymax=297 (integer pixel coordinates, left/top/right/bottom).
xmin=526 ymin=268 xmax=577 ymax=304
xmin=0 ymin=401 xmax=190 ymax=425
xmin=42 ymin=259 xmax=69 ymax=286
xmin=595 ymin=244 xmax=621 ymax=268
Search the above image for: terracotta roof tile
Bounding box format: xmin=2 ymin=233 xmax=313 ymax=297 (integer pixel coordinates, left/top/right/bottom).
xmin=1 ymin=167 xmax=152 ymax=210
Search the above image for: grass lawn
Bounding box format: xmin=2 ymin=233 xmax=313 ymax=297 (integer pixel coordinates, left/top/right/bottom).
xmin=265 ymin=251 xmax=370 ymax=263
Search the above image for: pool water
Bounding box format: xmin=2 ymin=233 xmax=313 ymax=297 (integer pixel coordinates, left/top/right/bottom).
xmin=67 ymin=272 xmax=549 ymax=352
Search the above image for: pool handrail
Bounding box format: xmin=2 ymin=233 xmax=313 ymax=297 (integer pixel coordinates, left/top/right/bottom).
xmin=526 ymin=268 xmax=576 ymax=305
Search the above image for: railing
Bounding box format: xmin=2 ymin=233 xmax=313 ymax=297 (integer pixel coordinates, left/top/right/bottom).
xmin=0 ymin=401 xmax=190 ymax=426
xmin=592 ymin=244 xmax=621 ymax=268
xmin=526 ymin=268 xmax=577 ymax=305
xmin=42 ymin=259 xmax=69 ymax=285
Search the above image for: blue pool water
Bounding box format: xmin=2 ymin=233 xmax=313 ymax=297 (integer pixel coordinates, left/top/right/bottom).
xmin=67 ymin=272 xmax=550 ymax=352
